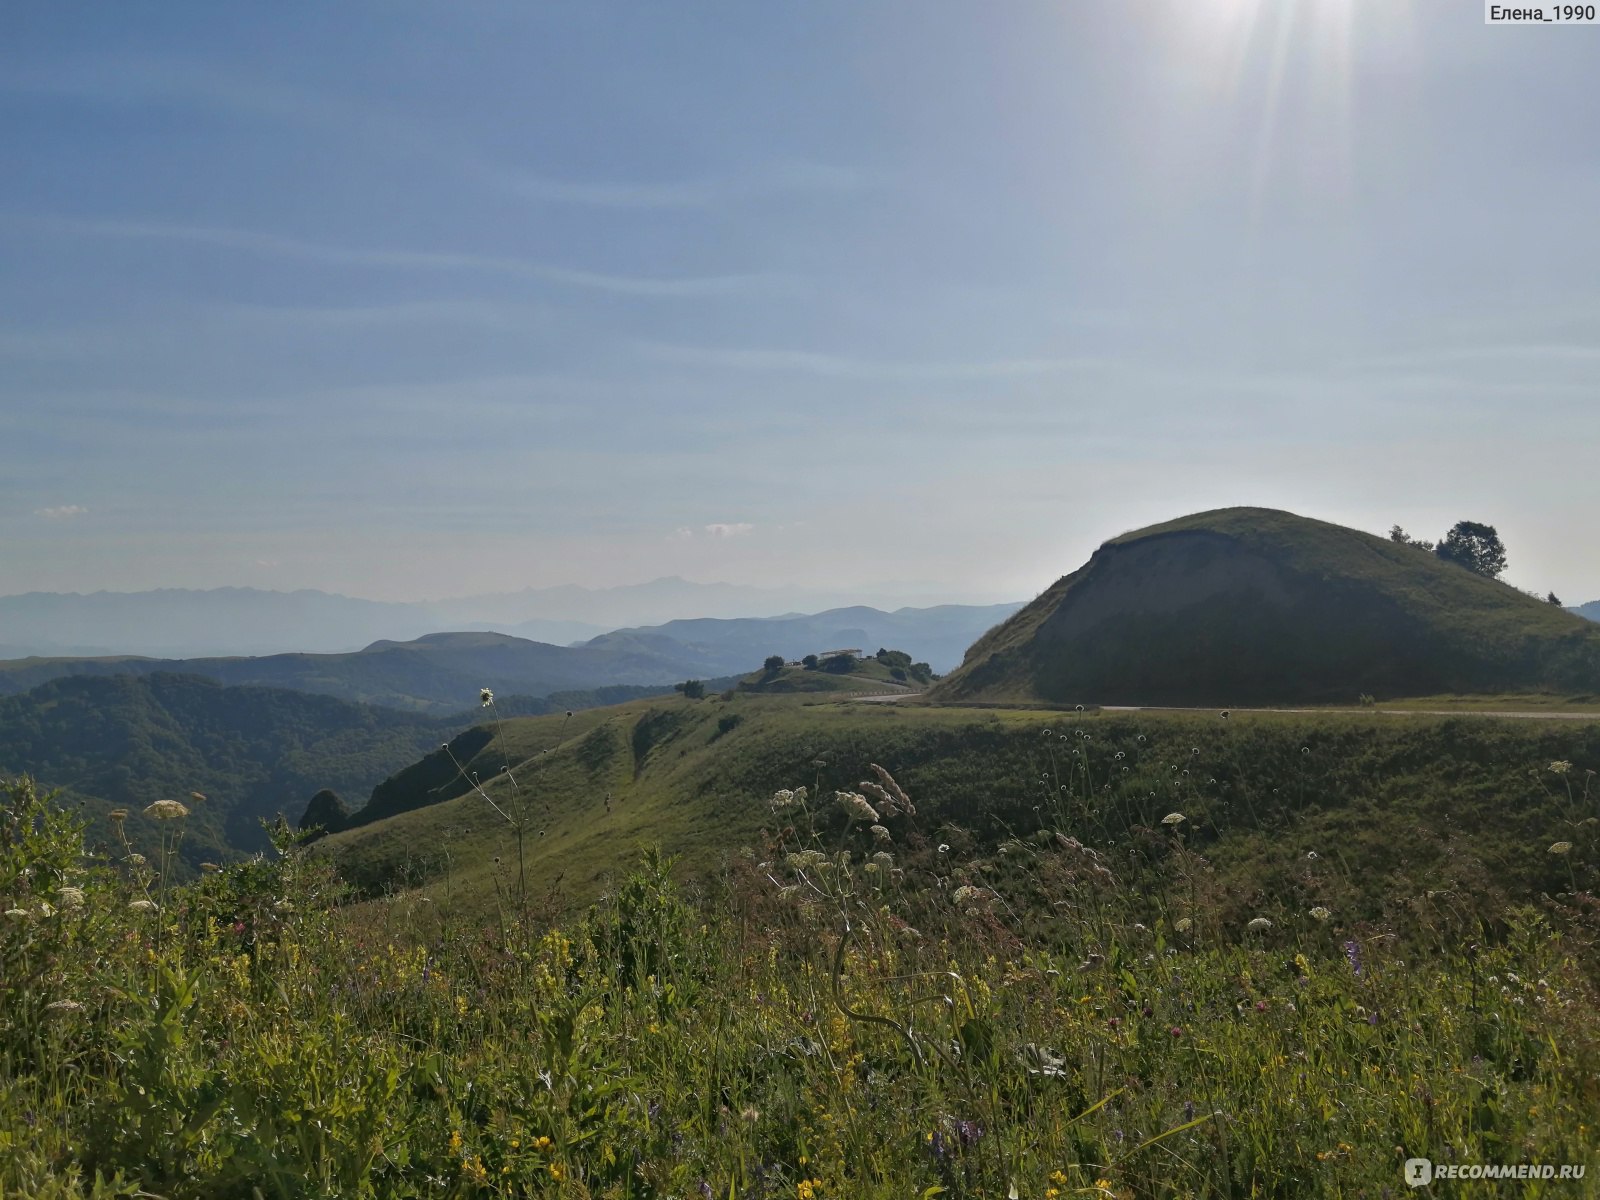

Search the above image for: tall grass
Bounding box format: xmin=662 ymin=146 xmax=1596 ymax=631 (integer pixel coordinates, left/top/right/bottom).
xmin=2 ymin=726 xmax=1597 ymax=1197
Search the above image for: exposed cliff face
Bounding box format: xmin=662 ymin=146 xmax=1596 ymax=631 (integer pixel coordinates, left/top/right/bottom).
xmin=935 ymin=509 xmax=1600 ymax=706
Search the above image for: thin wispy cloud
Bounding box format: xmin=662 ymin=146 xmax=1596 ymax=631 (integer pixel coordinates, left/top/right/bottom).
xmin=638 ymin=343 xmax=1103 ymax=382
xmin=671 ymin=523 xmax=756 ymax=541
xmin=0 ymin=59 xmax=870 ymax=213
xmin=504 ymin=160 xmax=872 ymax=210
xmin=5 ymin=214 xmax=785 ymax=299
xmin=35 ymin=505 xmax=88 ymax=519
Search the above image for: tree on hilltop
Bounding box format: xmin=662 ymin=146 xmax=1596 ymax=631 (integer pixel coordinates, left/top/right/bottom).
xmin=762 ymin=655 xmax=785 ymax=674
xmin=675 ymin=679 xmax=706 ymax=700
xmin=1435 ymin=521 xmax=1508 ymax=580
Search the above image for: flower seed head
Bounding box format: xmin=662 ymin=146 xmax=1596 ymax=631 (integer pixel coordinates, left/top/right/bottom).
xmin=144 ymin=799 xmax=189 ymax=821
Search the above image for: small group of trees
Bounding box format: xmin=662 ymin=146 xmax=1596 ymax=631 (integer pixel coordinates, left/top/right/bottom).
xmin=755 ymin=648 xmax=936 ymax=683
xmin=874 ymin=647 xmax=933 ymax=685
xmin=1391 ymin=519 xmax=1565 ymax=605
xmin=1390 ymin=520 xmax=1508 ymax=580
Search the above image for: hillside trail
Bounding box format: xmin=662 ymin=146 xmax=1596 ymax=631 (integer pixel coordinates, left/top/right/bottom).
xmin=846 ymin=694 xmax=1599 ymax=720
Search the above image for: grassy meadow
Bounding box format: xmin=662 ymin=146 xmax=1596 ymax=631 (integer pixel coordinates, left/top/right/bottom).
xmin=3 ymin=694 xmax=1600 ymax=1196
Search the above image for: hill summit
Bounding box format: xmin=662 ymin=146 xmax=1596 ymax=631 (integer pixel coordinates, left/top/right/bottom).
xmin=934 ymin=507 xmax=1600 ymax=706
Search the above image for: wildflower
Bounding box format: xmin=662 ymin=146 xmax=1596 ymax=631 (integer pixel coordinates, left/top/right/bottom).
xmin=108 ymin=808 xmax=128 ymax=822
xmin=144 ymin=799 xmax=189 ymax=821
xmin=128 ymin=899 xmax=156 ymax=912
xmin=952 ymin=885 xmax=980 ymax=905
xmin=480 ymin=688 xmax=494 ymax=706
xmin=548 ymin=1164 xmax=565 ymax=1181
xmin=869 ymin=824 xmax=891 ymax=843
xmin=449 ymin=1129 xmax=462 ymax=1153
xmin=1549 ymin=841 xmax=1573 ymax=855
xmin=740 ymin=1105 xmax=760 ymax=1124
xmin=1308 ymin=906 xmax=1333 ymax=922
xmin=126 ymin=853 xmax=146 ymax=866
xmin=835 ymin=791 xmax=879 ymax=823
xmin=938 ymin=843 xmax=950 ymax=854
xmin=4 ymin=908 xmax=27 ymax=921
xmin=1169 ymin=1025 xmax=1184 ymax=1037
xmin=46 ymin=1000 xmax=84 ymax=1014
xmin=1549 ymin=760 xmax=1572 ymax=775
xmin=872 ymin=850 xmax=893 ymax=867
xmin=770 ymin=788 xmax=797 ymax=811
xmin=57 ymin=887 xmax=85 ymax=910
xmin=1173 ymin=917 xmax=1193 ymax=933
xmin=189 ymin=791 xmax=207 ymax=802
xmin=200 ymin=862 xmax=221 ymax=873
xmin=1161 ymin=812 xmax=1186 ymax=826
xmin=1343 ymin=940 xmax=1363 ymax=977
xmin=1247 ymin=917 xmax=1273 ymax=933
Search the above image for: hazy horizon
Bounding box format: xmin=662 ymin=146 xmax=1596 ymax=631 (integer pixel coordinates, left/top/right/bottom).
xmin=5 ymin=4 xmax=1598 ymax=604
xmin=0 ymin=574 xmax=1021 ymax=610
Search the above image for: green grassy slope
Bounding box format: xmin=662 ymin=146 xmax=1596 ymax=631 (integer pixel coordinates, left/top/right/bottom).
xmin=935 ymin=507 xmax=1600 ymax=706
xmin=316 ymin=691 xmax=1600 ymax=931
xmin=735 ymin=658 xmax=915 ymax=694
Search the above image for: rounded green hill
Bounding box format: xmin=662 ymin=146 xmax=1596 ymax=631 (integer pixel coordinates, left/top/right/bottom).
xmin=934 ymin=507 xmax=1600 ymax=706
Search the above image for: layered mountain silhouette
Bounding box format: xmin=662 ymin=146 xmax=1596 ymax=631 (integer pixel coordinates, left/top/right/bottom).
xmin=0 ymin=601 xmax=1020 ymax=714
xmin=934 ymin=508 xmax=1600 ymax=706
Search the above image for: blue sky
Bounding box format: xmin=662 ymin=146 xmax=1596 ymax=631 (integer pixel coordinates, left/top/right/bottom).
xmin=3 ymin=1 xmax=1598 ymax=604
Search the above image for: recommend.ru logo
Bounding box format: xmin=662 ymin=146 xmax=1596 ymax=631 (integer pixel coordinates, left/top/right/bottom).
xmin=1405 ymin=1157 xmax=1587 ymax=1186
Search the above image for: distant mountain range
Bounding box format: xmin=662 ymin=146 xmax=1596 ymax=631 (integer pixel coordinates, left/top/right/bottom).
xmin=938 ymin=507 xmax=1600 ymax=706
xmin=0 ymin=602 xmax=1021 ymax=714
xmin=587 ymin=603 xmax=1023 ymax=677
xmin=0 ymin=579 xmax=1014 ymax=659
xmin=0 ymin=632 xmax=703 ymax=715
xmin=1575 ymin=600 xmax=1600 ymax=622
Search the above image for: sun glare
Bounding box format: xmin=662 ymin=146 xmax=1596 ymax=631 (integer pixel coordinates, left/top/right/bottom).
xmin=1161 ymin=0 xmax=1390 ymax=212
